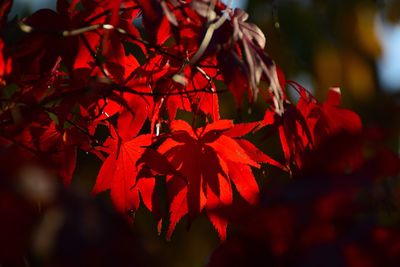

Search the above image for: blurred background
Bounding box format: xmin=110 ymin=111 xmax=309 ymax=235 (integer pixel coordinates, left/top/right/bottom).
xmin=5 ymin=0 xmax=400 ymax=266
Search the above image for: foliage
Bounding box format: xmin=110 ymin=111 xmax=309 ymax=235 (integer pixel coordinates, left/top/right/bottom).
xmin=0 ymin=0 xmax=399 ymax=266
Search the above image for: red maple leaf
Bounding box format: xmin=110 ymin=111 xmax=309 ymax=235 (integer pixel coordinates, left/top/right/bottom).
xmin=158 ymin=120 xmax=281 ymax=240
xmin=31 ymin=121 xmax=78 ymax=186
xmin=259 ymin=83 xmax=362 ymax=170
xmin=296 ymin=86 xmax=362 ymax=145
xmin=134 ymin=0 xmax=174 ymax=45
xmin=92 ymin=126 xmax=154 ymax=215
xmin=259 ymin=104 xmax=312 ymax=170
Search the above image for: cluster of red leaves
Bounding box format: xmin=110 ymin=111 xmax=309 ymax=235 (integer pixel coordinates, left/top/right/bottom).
xmin=0 ymin=0 xmax=364 ymax=240
xmin=157 ymin=119 xmax=284 ymax=239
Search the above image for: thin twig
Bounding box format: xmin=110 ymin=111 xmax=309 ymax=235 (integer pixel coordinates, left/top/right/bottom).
xmin=80 ymin=34 xmax=111 ymax=78
xmin=116 ymin=84 xmax=227 ymax=96
xmin=83 ymin=6 xmax=140 ymax=26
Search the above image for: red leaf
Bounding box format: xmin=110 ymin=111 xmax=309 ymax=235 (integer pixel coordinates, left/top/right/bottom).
xmin=208 ymin=135 xmax=259 ymax=168
xmin=31 ymin=122 xmax=78 ymax=185
xmin=224 ymin=122 xmax=258 ymax=138
xmin=298 ymin=87 xmax=362 ymax=146
xmin=206 ymin=175 xmax=231 ymax=241
xmin=158 ymin=120 xmax=264 ymax=239
xmin=166 ymin=176 xmax=188 ymax=240
xmin=117 ymin=85 xmax=154 ymax=141
xmin=203 ymin=120 xmax=234 ymax=133
xmin=93 ymin=134 xmax=153 ymax=214
xmin=137 ymin=177 xmax=157 ymax=213
xmin=235 ymin=139 xmax=286 ymax=170
xmin=217 ymin=50 xmax=250 ymax=106
xmin=226 ymin=161 xmax=258 ymax=205
xmin=135 ymin=0 xmax=172 ymax=45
